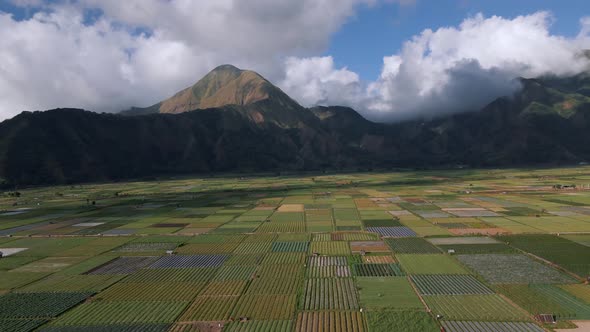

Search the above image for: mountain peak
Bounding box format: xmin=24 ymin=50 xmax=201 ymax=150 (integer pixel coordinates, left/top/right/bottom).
xmin=155 ymin=64 xmax=291 ymax=114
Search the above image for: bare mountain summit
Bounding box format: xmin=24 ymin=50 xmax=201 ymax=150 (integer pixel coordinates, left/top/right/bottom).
xmin=134 ymin=64 xmax=300 ymax=115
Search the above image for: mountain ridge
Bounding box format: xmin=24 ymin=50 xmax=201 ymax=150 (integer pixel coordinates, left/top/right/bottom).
xmin=2 ymin=66 xmax=590 ymax=185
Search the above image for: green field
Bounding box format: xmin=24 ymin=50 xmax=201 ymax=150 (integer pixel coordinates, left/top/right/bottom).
xmin=1 ymin=167 xmax=590 ymax=330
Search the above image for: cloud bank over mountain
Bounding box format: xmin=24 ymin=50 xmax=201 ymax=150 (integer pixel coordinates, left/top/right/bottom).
xmin=0 ymin=1 xmax=589 ymax=121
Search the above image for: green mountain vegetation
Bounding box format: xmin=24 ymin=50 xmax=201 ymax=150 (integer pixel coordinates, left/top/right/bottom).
xmin=2 ymin=65 xmax=590 ymax=185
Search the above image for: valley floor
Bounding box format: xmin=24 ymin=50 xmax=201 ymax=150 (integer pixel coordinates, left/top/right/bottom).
xmin=1 ymin=167 xmax=590 ymax=331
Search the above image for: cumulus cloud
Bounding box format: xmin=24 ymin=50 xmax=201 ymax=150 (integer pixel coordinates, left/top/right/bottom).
xmin=0 ymin=2 xmax=589 ymax=123
xmin=281 ymin=12 xmax=590 ymax=122
xmin=279 ymin=57 xmax=364 ymax=107
xmin=366 ymin=11 xmax=590 ymax=121
xmin=0 ymin=0 xmax=377 ymax=119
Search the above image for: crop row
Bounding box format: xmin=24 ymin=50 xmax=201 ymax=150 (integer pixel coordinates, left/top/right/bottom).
xmin=51 ymin=301 xmax=188 ymax=326
xmin=0 ymin=292 xmax=92 ymax=318
xmin=412 ymin=275 xmax=493 ymax=295
xmin=352 ymin=264 xmax=404 ymax=277
xmin=307 ymin=266 xmax=351 ymax=278
xmin=247 ymin=277 xmax=301 ymax=294
xmin=231 ymin=294 xmax=296 ymax=320
xmin=295 ymin=311 xmax=366 ymax=332
xmin=271 ymin=241 xmax=309 ymax=252
xmin=87 ymin=256 xmax=159 ymax=275
xmin=441 ymin=321 xmax=544 ymax=332
xmin=385 ymin=238 xmax=441 ymax=254
xmin=149 ymin=255 xmax=228 ymax=269
xmin=95 ymin=282 xmax=205 ymax=301
xmin=307 ymin=256 xmax=347 ymax=267
xmin=301 ymin=278 xmax=359 ymax=310
xmin=309 ymin=242 xmax=350 ymax=256
xmin=424 ymin=295 xmax=528 ymax=321
xmin=122 ymin=267 xmax=218 ymax=283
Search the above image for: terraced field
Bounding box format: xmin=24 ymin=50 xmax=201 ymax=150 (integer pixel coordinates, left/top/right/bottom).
xmin=1 ymin=167 xmax=590 ymax=331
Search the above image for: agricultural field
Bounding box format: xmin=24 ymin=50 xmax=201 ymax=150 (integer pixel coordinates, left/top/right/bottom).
xmin=1 ymin=166 xmax=590 ymax=331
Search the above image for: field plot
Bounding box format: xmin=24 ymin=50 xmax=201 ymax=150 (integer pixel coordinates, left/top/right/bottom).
xmin=52 ymin=301 xmax=188 ymax=325
xmin=301 ymin=278 xmax=359 ymax=310
xmin=114 ymin=243 xmax=178 ymax=252
xmin=17 ymin=274 xmax=122 ymax=292
xmin=411 ymin=275 xmax=493 ymax=295
xmin=224 ymin=320 xmax=292 ymax=332
xmin=95 ymin=281 xmax=204 ymax=301
xmin=365 ymin=227 xmax=417 ymax=237
xmin=179 ymin=296 xmax=238 ymax=321
xmin=349 ymin=241 xmax=390 ymax=253
xmin=0 ymin=319 xmax=47 ymax=332
xmin=385 ymin=238 xmax=441 ymax=253
xmin=256 ymin=264 xmax=304 ymax=279
xmin=39 ymin=324 xmax=171 ymax=332
xmin=362 ymin=255 xmax=395 ymax=264
xmin=332 ymin=232 xmax=380 ymax=241
xmin=356 ymin=277 xmax=423 ymax=309
xmin=256 ymin=221 xmax=305 ymax=233
xmin=367 ymin=310 xmax=438 ymax=332
xmin=496 ymin=234 xmax=590 ymax=277
xmin=86 ymin=256 xmax=158 ymax=275
xmin=247 ymin=277 xmax=301 ymax=294
xmin=397 ymin=254 xmax=469 ymax=275
xmin=559 ymin=284 xmax=590 ymax=303
xmin=495 ymin=284 xmax=577 ymax=319
xmin=122 ymin=267 xmax=218 ymax=283
xmin=149 ymin=255 xmax=228 ymax=268
xmin=200 ymin=280 xmax=247 ymax=296
xmin=441 ymin=321 xmax=544 ymax=332
xmin=309 ymin=241 xmax=350 ymax=255
xmin=424 ymin=295 xmax=529 ymax=321
xmin=233 ymin=241 xmax=272 ymax=254
xmin=175 ymin=242 xmax=239 ymax=254
xmin=260 ymin=252 xmax=305 ymax=265
xmin=456 ymin=254 xmax=573 ymax=284
xmin=352 ymin=264 xmax=404 ymax=277
xmin=271 ymin=241 xmax=309 ymax=252
xmin=232 ymin=294 xmax=296 ymax=320
xmin=295 ymin=311 xmax=366 ymax=332
xmin=213 ymin=265 xmax=257 ymax=281
xmin=307 ymin=256 xmax=347 ymax=266
xmin=0 ymin=292 xmax=91 ymax=318
xmin=308 ymin=266 xmax=351 ymax=278
xmin=532 ymin=284 xmax=590 ymax=319
xmin=436 ymin=243 xmax=515 ymax=254
xmin=427 ymin=237 xmax=499 ymax=245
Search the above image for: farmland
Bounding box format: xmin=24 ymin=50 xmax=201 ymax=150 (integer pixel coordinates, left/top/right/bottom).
xmin=1 ymin=166 xmax=590 ymax=331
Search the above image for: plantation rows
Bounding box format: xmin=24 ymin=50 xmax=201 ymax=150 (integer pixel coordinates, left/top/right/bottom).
xmin=149 ymin=255 xmax=228 ymax=268
xmin=412 ymin=275 xmax=493 ymax=295
xmin=52 ymin=301 xmax=188 ymax=325
xmin=0 ymin=292 xmax=91 ymax=318
xmin=295 ymin=311 xmax=366 ymax=332
xmin=301 ymin=278 xmax=359 ymax=310
xmin=440 ymin=321 xmax=544 ymax=332
xmin=424 ymin=295 xmax=529 ymax=321
xmin=87 ymin=256 xmax=158 ymax=275
xmin=352 ymin=263 xmax=404 ymax=277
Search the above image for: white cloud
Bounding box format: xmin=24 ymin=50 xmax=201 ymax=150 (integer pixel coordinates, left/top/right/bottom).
xmin=0 ymin=3 xmax=589 ymax=123
xmin=365 ymin=12 xmax=590 ymax=121
xmin=279 ymin=56 xmax=363 ymax=107
xmin=0 ymin=0 xmax=378 ymax=119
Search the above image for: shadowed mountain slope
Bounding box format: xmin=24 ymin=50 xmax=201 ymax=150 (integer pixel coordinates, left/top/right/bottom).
xmin=2 ymin=67 xmax=590 ymax=185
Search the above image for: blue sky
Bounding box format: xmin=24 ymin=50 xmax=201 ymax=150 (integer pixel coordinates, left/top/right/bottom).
xmin=0 ymin=0 xmax=588 ymax=121
xmin=328 ymin=0 xmax=589 ymax=80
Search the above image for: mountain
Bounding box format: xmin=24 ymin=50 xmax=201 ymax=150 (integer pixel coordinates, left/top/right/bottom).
xmin=122 ymin=65 xmax=313 ymax=127
xmin=1 ymin=66 xmax=590 ymax=185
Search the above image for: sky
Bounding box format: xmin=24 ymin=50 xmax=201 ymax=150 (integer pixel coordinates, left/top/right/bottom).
xmin=0 ymin=0 xmax=589 ymax=122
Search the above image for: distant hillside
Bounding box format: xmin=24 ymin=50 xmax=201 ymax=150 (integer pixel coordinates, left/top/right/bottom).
xmin=2 ymin=66 xmax=590 ymax=185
